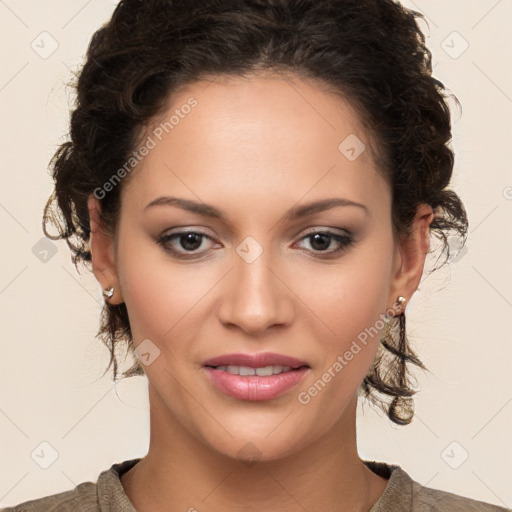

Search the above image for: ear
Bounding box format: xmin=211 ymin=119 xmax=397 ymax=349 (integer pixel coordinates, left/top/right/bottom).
xmin=386 ymin=203 xmax=434 ymax=316
xmin=87 ymin=194 xmax=124 ymax=305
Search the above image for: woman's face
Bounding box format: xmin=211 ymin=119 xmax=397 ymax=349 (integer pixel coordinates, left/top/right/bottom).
xmin=91 ymin=73 xmax=413 ymax=461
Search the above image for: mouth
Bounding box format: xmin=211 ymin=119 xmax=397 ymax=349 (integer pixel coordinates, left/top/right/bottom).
xmin=201 ymin=352 xmax=310 ymax=401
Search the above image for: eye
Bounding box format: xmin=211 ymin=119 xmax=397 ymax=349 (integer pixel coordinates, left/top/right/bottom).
xmin=294 ymin=229 xmax=355 ymax=256
xmin=156 ymin=228 xmax=355 ymax=259
xmin=157 ymin=230 xmax=217 ymax=258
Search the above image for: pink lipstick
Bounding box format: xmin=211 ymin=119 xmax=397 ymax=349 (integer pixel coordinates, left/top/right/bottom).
xmin=202 ymin=352 xmax=310 ymax=401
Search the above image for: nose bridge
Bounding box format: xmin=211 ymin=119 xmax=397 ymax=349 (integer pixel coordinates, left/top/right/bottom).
xmin=219 ymin=235 xmax=291 ymax=332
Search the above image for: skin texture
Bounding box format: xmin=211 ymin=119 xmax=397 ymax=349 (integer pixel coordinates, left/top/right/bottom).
xmin=87 ymin=72 xmax=434 ymax=511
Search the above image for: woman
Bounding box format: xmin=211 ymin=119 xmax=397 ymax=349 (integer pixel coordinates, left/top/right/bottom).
xmin=3 ymin=0 xmax=509 ymax=511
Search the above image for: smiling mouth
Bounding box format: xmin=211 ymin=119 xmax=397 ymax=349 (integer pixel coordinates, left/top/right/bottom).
xmin=202 ymin=364 xmax=310 ymax=401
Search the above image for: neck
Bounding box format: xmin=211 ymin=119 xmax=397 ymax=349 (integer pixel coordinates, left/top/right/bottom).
xmin=121 ymin=387 xmax=388 ymax=512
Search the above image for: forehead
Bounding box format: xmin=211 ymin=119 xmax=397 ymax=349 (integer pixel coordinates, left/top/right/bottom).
xmin=121 ymin=73 xmax=388 ymax=219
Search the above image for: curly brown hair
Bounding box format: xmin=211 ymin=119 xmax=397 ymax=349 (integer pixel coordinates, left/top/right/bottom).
xmin=43 ymin=0 xmax=468 ymax=426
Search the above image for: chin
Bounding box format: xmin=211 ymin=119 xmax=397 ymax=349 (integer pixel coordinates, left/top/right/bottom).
xmin=199 ymin=424 xmax=313 ymax=465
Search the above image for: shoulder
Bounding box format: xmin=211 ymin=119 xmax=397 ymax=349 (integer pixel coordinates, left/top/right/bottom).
xmin=0 ymin=458 xmax=141 ymax=512
xmin=411 ymin=480 xmax=511 ymax=512
xmin=0 ymin=482 xmax=99 ymax=512
xmin=363 ymin=459 xmax=510 ymax=512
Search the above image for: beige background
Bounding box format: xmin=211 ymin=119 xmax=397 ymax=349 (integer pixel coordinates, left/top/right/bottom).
xmin=1 ymin=0 xmax=511 ymax=508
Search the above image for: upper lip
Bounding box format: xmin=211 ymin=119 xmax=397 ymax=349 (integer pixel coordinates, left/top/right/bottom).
xmin=202 ymin=352 xmax=309 ymax=369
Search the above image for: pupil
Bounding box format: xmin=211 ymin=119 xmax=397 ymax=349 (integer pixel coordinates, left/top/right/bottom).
xmin=310 ymin=233 xmax=330 ymax=251
xmin=181 ymin=233 xmax=202 ymax=250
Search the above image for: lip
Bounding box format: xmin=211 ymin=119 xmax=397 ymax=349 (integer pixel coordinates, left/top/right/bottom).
xmin=202 ymin=352 xmax=309 ymax=369
xmin=201 ymin=352 xmax=310 ymax=401
xmin=203 ymin=367 xmax=309 ymax=401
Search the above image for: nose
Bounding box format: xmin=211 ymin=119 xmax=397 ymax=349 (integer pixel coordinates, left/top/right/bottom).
xmin=217 ymin=246 xmax=294 ymax=335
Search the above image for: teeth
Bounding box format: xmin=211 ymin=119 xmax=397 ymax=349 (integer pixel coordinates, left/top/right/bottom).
xmin=214 ymin=365 xmax=293 ymax=376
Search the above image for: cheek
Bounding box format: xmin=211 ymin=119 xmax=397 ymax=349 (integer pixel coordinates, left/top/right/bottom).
xmin=293 ymin=247 xmax=394 ymax=395
xmin=116 ymin=235 xmax=190 ymax=341
xmin=296 ymin=254 xmax=392 ymax=345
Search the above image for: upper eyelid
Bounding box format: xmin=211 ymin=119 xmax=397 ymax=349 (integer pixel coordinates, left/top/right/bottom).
xmin=159 ymin=226 xmax=351 ymax=240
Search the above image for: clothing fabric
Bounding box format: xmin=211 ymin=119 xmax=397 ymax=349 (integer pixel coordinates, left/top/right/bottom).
xmin=1 ymin=458 xmax=509 ymax=511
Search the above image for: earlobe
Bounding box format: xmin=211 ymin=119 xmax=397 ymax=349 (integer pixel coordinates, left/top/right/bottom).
xmin=87 ymin=194 xmax=124 ymax=305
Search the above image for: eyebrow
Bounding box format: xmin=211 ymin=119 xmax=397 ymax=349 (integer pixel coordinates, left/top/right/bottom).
xmin=144 ymin=196 xmax=369 ymax=222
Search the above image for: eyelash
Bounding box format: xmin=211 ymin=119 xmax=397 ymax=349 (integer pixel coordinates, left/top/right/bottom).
xmin=156 ymin=229 xmax=355 ymax=259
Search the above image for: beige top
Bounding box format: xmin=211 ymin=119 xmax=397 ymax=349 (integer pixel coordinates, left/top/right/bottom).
xmin=1 ymin=458 xmax=510 ymax=511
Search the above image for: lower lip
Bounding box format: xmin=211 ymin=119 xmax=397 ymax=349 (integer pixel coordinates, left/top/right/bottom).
xmin=203 ymin=367 xmax=309 ymax=401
